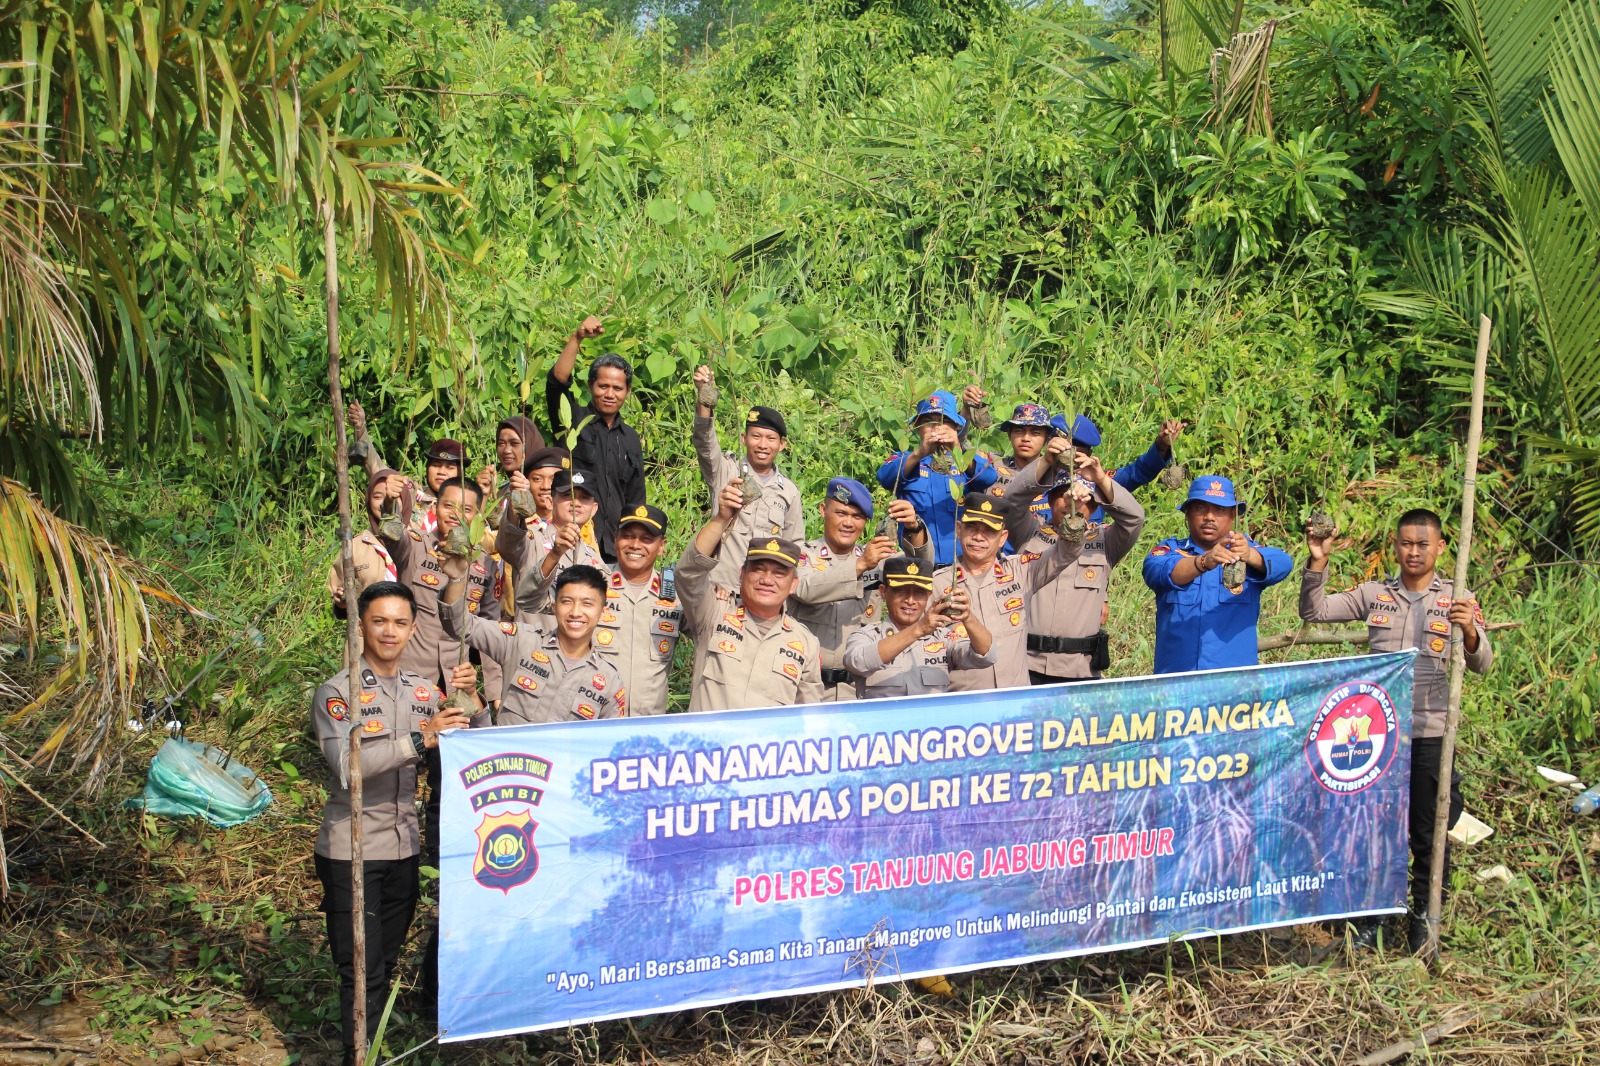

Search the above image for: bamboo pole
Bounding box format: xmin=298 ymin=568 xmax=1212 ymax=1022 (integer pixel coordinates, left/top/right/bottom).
xmin=324 ymin=202 xmax=367 ymax=1064
xmin=1424 ymin=314 xmax=1491 ymax=963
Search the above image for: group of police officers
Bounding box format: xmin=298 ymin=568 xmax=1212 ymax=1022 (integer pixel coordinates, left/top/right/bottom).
xmin=313 ymin=317 xmax=1493 ymax=1061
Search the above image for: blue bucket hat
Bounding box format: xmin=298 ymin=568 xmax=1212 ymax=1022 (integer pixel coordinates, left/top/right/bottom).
xmin=824 ymin=477 xmax=873 ymax=518
xmin=1050 ymin=414 xmax=1102 ymax=448
xmin=1178 ymin=475 xmax=1246 ymax=514
xmin=911 ymin=390 xmax=967 ymax=430
xmin=999 ymin=403 xmax=1051 ymax=431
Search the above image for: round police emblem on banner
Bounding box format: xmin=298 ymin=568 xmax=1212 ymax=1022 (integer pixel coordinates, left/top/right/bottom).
xmin=473 ymin=811 xmax=540 ymax=893
xmin=1305 ymin=680 xmax=1399 ymax=794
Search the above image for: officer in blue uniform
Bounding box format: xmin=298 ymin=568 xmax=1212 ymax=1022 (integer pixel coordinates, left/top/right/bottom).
xmin=1142 ymin=476 xmax=1292 ymax=673
xmin=876 ymin=390 xmax=998 ymax=567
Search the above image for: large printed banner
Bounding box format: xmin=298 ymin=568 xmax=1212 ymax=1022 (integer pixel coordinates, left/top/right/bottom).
xmin=438 ymin=652 xmax=1416 ymax=1042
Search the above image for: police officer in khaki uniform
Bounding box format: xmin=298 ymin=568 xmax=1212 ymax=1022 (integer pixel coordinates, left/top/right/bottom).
xmin=1003 ymin=442 xmax=1146 ymax=682
xmin=439 ymin=562 xmax=627 ymax=724
xmin=498 ymin=467 xmax=606 ymax=626
xmin=596 ymin=504 xmax=683 ymax=715
xmin=1300 ymin=507 xmax=1492 ymax=952
xmin=692 ymin=365 xmax=806 ymax=589
xmin=791 ymin=478 xmax=930 ymax=700
xmin=928 ymin=492 xmax=1085 ymax=690
xmin=843 ymin=557 xmax=995 ymax=698
xmin=310 ymin=582 xmax=474 ymax=1066
xmin=381 ymin=477 xmax=503 ymax=693
xmin=678 ymin=480 xmax=824 ymax=711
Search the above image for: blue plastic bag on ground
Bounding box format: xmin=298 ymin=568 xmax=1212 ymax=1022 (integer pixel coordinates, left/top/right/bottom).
xmin=126 ymin=738 xmax=272 ymax=828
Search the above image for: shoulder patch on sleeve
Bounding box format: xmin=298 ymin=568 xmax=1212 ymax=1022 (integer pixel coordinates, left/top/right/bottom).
xmin=408 ymin=530 xmax=423 ymax=541
xmin=324 ymin=696 xmax=348 ymax=721
xmin=1150 ymin=545 xmax=1171 ymax=557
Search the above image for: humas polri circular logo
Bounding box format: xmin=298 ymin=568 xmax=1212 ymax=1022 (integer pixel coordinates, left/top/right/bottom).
xmin=1305 ymin=681 xmax=1399 ymax=794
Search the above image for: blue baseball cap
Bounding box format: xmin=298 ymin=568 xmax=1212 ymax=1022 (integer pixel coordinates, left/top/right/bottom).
xmin=1049 ymin=414 xmax=1101 ymax=448
xmin=1178 ymin=475 xmax=1246 ymax=513
xmin=999 ymin=403 xmax=1051 ymax=431
xmin=911 ymin=390 xmax=967 ymax=430
xmin=824 ymin=477 xmax=873 ymax=518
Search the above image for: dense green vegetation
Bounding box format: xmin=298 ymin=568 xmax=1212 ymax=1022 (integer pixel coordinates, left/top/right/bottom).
xmin=3 ymin=0 xmax=1600 ymax=1059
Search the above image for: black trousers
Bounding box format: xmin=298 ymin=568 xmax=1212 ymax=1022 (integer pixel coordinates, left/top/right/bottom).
xmin=1029 ymin=671 xmax=1095 ymax=686
xmin=315 ymin=852 xmax=420 ymax=1054
xmin=1410 ymin=736 xmax=1464 ymax=914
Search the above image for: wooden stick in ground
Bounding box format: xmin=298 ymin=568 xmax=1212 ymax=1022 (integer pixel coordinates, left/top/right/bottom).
xmin=324 ymin=202 xmax=368 ymax=1064
xmin=1424 ymin=313 xmax=1491 ymax=963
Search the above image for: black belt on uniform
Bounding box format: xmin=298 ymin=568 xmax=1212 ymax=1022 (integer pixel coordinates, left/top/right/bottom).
xmin=821 ymin=668 xmax=852 ymax=686
xmin=1028 ymin=631 xmax=1111 ymax=673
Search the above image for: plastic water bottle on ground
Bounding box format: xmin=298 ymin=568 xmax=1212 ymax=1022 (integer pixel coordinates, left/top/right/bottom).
xmin=1573 ymin=787 xmax=1600 ymax=815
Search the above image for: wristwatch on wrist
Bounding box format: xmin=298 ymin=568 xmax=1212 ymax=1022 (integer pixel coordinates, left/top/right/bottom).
xmin=410 ymin=731 xmax=427 ymax=757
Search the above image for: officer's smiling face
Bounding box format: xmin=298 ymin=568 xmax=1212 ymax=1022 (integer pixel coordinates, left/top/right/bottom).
xmin=885 ymin=585 xmax=931 ymax=629
xmin=367 ymin=478 xmax=390 ymax=525
xmin=820 ymin=500 xmax=867 ymax=546
xmin=553 ymin=490 xmax=598 ymax=528
xmin=359 ymin=594 xmax=416 ymax=666
xmin=957 ymin=521 xmax=1003 ymax=565
xmin=616 ymin=524 xmax=665 ymax=578
xmin=530 ymin=467 xmax=557 ymax=513
xmin=554 ymin=584 xmax=605 ymax=642
xmin=741 ymin=560 xmax=798 ymax=618
xmin=1184 ymin=502 xmax=1235 ymax=548
xmin=496 ymin=429 xmax=526 ymax=474
xmin=436 ymin=485 xmax=479 ymax=536
xmin=742 ymin=427 xmax=785 ymax=471
xmin=438 ymin=483 xmax=480 ymax=534
xmin=1009 ymin=426 xmax=1048 ymax=461
xmin=590 ymin=366 xmax=630 ymax=416
xmin=425 ymin=459 xmax=459 ymax=493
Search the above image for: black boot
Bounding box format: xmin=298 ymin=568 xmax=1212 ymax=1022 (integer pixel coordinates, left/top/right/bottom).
xmin=1345 ymin=916 xmax=1384 ymax=952
xmin=1408 ymin=915 xmax=1431 ymax=955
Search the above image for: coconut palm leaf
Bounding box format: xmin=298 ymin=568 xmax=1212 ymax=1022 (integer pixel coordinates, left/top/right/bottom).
xmin=1443 ymin=0 xmax=1566 ymax=167
xmin=1483 ymin=161 xmax=1600 ymax=428
xmin=1544 ymin=0 xmax=1600 ymax=231
xmin=0 ymin=478 xmax=190 ymax=785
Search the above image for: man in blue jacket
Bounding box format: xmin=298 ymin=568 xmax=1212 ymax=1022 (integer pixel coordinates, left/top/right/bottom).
xmin=877 ymin=390 xmax=997 ymax=566
xmin=1142 ymin=476 xmax=1292 ymax=673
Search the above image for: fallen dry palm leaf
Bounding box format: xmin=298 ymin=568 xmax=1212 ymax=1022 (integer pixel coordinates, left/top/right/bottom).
xmin=0 ymin=478 xmax=192 ymax=786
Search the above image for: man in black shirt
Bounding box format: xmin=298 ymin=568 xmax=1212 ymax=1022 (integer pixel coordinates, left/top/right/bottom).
xmin=546 ymin=315 xmax=647 ymax=563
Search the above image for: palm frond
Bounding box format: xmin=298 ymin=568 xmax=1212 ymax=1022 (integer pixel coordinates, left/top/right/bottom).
xmin=1443 ymin=0 xmax=1566 ymax=166
xmin=0 ymin=478 xmax=190 ymax=786
xmin=1159 ymin=0 xmax=1235 ymax=80
xmin=1205 ymin=18 xmax=1280 ymax=137
xmin=1544 ymin=0 xmax=1600 ymax=230
xmin=1487 ymin=161 xmax=1600 ymax=428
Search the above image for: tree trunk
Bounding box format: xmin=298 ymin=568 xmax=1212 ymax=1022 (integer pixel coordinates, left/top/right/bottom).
xmin=325 ymin=202 xmax=368 ymax=1064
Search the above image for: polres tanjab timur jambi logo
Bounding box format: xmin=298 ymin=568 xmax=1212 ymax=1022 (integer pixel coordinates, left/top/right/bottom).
xmin=1305 ymin=681 xmax=1399 ymax=794
xmin=460 ymin=752 xmax=551 ymax=893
